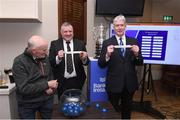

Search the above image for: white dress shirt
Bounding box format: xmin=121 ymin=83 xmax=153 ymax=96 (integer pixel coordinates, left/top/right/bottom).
xmin=56 ymin=39 xmax=77 ymax=78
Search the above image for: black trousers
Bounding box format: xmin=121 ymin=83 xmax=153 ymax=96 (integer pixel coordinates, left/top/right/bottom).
xmin=107 ymin=87 xmax=135 ymax=119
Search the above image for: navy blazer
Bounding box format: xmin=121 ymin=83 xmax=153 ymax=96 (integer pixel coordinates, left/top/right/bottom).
xmin=98 ymin=35 xmax=143 ymax=93
xmin=49 ymin=38 xmax=89 ymax=84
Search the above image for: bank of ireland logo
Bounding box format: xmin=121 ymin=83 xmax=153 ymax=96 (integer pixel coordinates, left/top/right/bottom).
xmin=99 ymin=77 xmax=106 ymax=82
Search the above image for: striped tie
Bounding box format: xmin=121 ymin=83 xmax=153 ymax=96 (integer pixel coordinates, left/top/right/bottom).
xmin=66 ymin=42 xmax=73 ymax=74
xmin=119 ymin=38 xmax=125 ymax=56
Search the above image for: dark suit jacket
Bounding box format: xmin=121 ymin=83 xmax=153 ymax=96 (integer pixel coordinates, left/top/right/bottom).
xmin=49 ymin=38 xmax=89 ymax=86
xmin=98 ymin=36 xmax=143 ymax=93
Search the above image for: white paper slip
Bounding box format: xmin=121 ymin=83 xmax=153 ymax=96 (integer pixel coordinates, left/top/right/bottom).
xmin=65 ymin=51 xmax=82 ymax=54
xmin=114 ymin=45 xmax=133 ymax=48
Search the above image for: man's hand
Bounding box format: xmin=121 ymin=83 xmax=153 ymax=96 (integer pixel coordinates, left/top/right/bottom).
xmin=57 ymin=50 xmax=64 ymax=60
xmin=131 ymin=45 xmax=139 ymax=57
xmin=45 ymin=88 xmax=55 ymax=95
xmin=48 ymin=80 xmax=58 ymax=89
xmin=106 ymin=45 xmax=114 ymax=57
xmin=79 ymin=51 xmax=88 ymax=60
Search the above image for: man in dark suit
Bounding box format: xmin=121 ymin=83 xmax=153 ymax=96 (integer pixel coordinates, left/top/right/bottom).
xmin=98 ymin=15 xmax=143 ymax=119
xmin=49 ymin=22 xmax=89 ymax=99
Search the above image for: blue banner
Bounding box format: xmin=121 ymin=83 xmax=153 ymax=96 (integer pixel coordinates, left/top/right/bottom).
xmin=88 ymin=58 xmax=108 ymax=102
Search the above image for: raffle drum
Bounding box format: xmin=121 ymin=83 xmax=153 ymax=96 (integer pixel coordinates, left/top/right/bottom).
xmin=59 ymin=89 xmax=87 ymax=117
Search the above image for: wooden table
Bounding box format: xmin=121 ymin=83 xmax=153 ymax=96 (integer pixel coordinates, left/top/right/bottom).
xmin=52 ymin=102 xmax=120 ymax=119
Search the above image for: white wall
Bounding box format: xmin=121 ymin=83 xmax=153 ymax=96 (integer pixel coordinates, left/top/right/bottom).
xmin=0 ymin=0 xmax=58 ymax=70
xmin=86 ymin=0 xmax=95 ymax=57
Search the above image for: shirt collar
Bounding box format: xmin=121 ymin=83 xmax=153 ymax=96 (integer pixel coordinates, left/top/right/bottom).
xmin=115 ymin=35 xmax=126 ymax=44
xmin=115 ymin=35 xmax=125 ymax=40
xmin=63 ymin=39 xmax=73 ymax=44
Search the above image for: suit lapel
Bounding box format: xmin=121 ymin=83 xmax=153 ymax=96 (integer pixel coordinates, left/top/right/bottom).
xmin=56 ymin=38 xmax=64 ymax=51
xmin=60 ymin=39 xmax=64 ymax=50
xmin=73 ymin=39 xmax=79 ymax=51
xmin=125 ymin=36 xmax=132 ymax=58
xmin=126 ymin=36 xmax=131 ymax=45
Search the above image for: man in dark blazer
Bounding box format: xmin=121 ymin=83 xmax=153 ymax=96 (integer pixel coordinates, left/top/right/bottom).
xmin=98 ymin=15 xmax=143 ymax=119
xmin=49 ymin=22 xmax=89 ymax=99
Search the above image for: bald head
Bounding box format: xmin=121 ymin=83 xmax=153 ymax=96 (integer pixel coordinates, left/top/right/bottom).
xmin=28 ymin=35 xmax=48 ymax=49
xmin=27 ymin=35 xmax=48 ymax=58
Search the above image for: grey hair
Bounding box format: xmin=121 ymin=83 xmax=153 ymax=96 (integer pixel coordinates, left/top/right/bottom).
xmin=60 ymin=22 xmax=73 ymax=30
xmin=27 ymin=35 xmax=47 ymax=49
xmin=113 ymin=14 xmax=126 ymax=24
xmin=28 ymin=39 xmax=36 ymax=49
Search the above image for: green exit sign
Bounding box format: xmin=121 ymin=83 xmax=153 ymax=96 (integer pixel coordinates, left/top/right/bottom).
xmin=163 ymin=16 xmax=173 ymax=21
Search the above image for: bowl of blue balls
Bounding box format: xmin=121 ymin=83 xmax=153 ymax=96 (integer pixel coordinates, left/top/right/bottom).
xmin=59 ymin=89 xmax=87 ymax=117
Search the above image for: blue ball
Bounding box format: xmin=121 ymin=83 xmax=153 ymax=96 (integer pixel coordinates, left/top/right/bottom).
xmin=63 ymin=103 xmax=69 ymax=107
xmin=74 ymin=110 xmax=79 ymax=115
xmin=62 ymin=106 xmax=68 ymax=112
xmin=68 ymin=109 xmax=73 ymax=115
xmin=68 ymin=106 xmax=72 ymax=109
xmin=95 ymin=103 xmax=100 ymax=108
xmin=101 ymin=108 xmax=108 ymax=113
xmin=79 ymin=107 xmax=84 ymax=112
xmin=76 ymin=104 xmax=80 ymax=107
xmin=74 ymin=106 xmax=78 ymax=110
xmin=60 ymin=102 xmax=86 ymax=117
